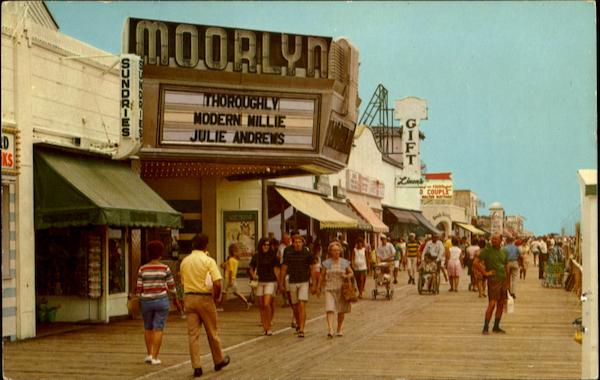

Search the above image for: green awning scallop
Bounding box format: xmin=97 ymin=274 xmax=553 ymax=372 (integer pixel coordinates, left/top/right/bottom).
xmin=34 ymin=149 xmax=182 ymax=230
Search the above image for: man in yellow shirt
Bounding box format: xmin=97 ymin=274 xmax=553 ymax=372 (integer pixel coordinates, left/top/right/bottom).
xmin=180 ymin=233 xmax=230 ymax=378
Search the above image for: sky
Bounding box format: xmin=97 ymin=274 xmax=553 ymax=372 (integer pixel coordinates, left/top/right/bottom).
xmin=45 ymin=1 xmax=597 ymax=236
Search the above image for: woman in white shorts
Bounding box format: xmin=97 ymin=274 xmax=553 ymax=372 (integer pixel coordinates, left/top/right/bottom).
xmin=316 ymin=241 xmax=354 ymax=338
xmin=249 ymin=237 xmax=280 ymax=336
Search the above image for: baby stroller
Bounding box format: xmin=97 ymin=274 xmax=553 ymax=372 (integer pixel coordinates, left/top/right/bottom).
xmin=372 ymin=262 xmax=394 ymax=300
xmin=418 ymin=254 xmax=440 ymax=295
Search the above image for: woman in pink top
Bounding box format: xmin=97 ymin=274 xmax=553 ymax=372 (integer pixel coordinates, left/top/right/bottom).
xmin=446 ymin=237 xmax=464 ymax=292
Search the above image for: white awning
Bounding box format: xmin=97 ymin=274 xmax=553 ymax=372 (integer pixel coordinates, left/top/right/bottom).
xmin=275 ymin=187 xmax=357 ymax=229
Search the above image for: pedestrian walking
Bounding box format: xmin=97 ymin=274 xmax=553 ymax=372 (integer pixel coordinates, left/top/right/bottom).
xmin=278 ymin=233 xmax=314 ymax=338
xmin=421 ymin=233 xmax=446 ymax=284
xmin=249 ymin=237 xmax=280 ymax=336
xmin=136 ymin=240 xmax=181 ymax=365
xmin=447 ymin=237 xmax=463 ymax=292
xmin=222 ymin=243 xmax=251 ymax=310
xmin=517 ymin=238 xmax=529 ymax=279
xmin=277 ymin=232 xmax=292 ymax=308
xmin=471 ymin=250 xmax=487 ymax=298
xmin=405 ymin=233 xmax=420 ymax=285
xmin=504 ymin=236 xmax=520 ymax=299
xmin=530 ymin=237 xmax=540 ymax=267
xmin=538 ymin=236 xmax=548 ymax=279
xmin=350 ymin=237 xmax=368 ymax=298
xmin=479 ymin=234 xmax=509 ymax=334
xmin=466 ymin=238 xmax=480 ymax=291
xmin=180 ymin=234 xmax=230 ymax=378
xmin=316 ymin=241 xmax=354 ymax=338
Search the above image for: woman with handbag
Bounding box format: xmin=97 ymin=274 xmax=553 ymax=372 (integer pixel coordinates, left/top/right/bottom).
xmin=316 ymin=241 xmax=354 ymax=338
xmin=249 ymin=237 xmax=280 ymax=336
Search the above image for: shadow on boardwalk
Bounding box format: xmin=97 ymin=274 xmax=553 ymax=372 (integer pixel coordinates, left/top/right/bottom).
xmin=3 ymin=267 xmax=581 ymax=379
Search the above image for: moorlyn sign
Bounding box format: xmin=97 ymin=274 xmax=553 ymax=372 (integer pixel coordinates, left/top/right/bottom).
xmin=123 ymin=18 xmax=332 ymax=78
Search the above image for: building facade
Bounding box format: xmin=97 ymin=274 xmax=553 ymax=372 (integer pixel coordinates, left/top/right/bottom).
xmin=2 ymin=3 xmax=180 ymax=339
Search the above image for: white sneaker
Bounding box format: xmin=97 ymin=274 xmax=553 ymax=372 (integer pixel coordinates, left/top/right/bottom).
xmin=150 ymin=358 xmax=162 ymax=365
xmin=144 ymin=355 xmax=152 ymax=364
xmin=216 ymin=307 xmax=224 ymax=312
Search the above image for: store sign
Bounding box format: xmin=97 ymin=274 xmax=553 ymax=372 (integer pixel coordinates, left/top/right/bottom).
xmin=346 ymin=169 xmax=384 ymax=198
xmin=114 ymin=54 xmax=143 ymax=160
xmin=123 ymin=18 xmax=331 ymax=78
xmin=160 ymin=88 xmax=317 ymax=150
xmin=1 ymin=129 xmax=18 ymax=173
xmin=394 ymin=97 xmax=427 ymax=185
xmin=395 ymin=175 xmax=424 ymax=188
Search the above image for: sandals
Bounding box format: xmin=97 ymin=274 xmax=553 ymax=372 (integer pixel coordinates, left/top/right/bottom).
xmin=297 ymin=331 xmax=305 ymax=338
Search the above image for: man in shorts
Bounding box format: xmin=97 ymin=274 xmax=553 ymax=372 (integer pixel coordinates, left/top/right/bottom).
xmin=479 ymin=233 xmax=509 ymax=334
xmin=278 ymin=234 xmax=314 ymax=338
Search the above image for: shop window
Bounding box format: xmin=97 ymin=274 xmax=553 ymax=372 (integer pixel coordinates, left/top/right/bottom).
xmin=35 ymin=228 xmax=97 ymax=297
xmin=2 ymin=185 xmax=10 ymax=279
xmin=108 ymin=229 xmax=126 ymax=294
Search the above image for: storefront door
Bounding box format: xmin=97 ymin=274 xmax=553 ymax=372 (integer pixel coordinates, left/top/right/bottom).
xmin=107 ymin=228 xmax=128 ymax=318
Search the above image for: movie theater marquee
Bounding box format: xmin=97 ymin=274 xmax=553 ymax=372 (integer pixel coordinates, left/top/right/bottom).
xmin=124 ymin=17 xmax=359 ymax=174
xmin=161 ymin=88 xmax=318 ymax=150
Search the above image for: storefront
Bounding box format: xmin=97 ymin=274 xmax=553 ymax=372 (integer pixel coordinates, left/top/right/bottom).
xmin=125 ymin=17 xmax=360 ymax=264
xmin=2 ymin=126 xmax=20 ymax=340
xmin=33 ymin=148 xmax=181 ymax=322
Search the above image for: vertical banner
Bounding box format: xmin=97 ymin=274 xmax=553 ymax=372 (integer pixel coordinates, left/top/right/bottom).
xmin=114 ymin=54 xmax=143 ymax=159
xmin=394 ymin=97 xmax=427 ymax=185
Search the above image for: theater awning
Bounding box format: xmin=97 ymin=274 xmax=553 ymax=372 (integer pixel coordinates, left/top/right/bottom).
xmin=347 ymin=199 xmax=389 ymax=233
xmin=34 ymin=149 xmax=182 ymax=230
xmin=325 ymin=200 xmax=372 ymax=231
xmin=274 ymin=187 xmax=357 ymax=229
xmin=455 ymin=222 xmax=486 ymax=235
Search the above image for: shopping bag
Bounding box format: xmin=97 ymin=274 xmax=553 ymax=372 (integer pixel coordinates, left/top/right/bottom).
xmin=506 ymin=290 xmax=514 ymax=314
xmin=342 ymin=277 xmax=358 ymax=303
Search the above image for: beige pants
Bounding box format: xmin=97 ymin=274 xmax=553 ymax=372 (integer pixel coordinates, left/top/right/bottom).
xmin=183 ymin=294 xmax=224 ymax=368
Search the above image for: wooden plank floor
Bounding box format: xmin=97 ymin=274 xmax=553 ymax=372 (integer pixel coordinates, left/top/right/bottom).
xmin=3 ymin=266 xmax=581 ymax=379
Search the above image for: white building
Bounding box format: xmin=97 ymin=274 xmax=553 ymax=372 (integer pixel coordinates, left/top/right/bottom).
xmin=2 ymin=2 xmax=179 ymax=340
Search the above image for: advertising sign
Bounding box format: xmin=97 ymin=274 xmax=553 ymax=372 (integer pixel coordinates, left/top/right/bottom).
xmin=420 ymin=172 xmax=453 ymax=200
xmin=160 ymin=87 xmax=318 ymax=150
xmin=1 ymin=128 xmax=18 ymax=174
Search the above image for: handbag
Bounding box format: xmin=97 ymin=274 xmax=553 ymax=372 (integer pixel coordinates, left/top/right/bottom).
xmin=342 ymin=277 xmax=358 ymax=303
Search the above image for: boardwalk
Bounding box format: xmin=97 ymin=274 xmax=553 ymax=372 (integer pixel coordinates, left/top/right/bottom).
xmin=3 ymin=268 xmax=581 ymax=379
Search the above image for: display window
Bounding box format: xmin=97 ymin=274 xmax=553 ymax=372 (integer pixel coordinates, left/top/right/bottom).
xmin=35 ymin=227 xmax=103 ymax=298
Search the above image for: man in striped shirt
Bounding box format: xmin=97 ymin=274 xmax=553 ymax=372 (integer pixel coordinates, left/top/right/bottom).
xmin=405 ymin=233 xmax=420 ymax=285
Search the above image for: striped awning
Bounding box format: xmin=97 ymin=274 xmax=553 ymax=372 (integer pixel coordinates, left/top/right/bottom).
xmin=455 ymin=222 xmax=486 ymax=235
xmin=275 ymin=187 xmax=357 ymax=229
xmin=347 ymin=199 xmax=389 ymax=233
xmin=325 ymin=200 xmax=372 ymax=231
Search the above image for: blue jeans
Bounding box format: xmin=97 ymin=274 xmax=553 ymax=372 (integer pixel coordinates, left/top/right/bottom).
xmin=140 ymin=296 xmax=170 ymax=330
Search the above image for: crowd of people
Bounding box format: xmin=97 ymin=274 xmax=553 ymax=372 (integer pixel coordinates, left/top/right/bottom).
xmin=134 ymin=230 xmax=575 ymax=377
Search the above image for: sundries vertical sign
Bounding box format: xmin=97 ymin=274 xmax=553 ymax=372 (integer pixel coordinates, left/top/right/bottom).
xmin=115 ymin=54 xmax=143 ymax=159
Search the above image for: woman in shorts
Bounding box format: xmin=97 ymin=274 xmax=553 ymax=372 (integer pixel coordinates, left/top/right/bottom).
xmin=316 ymin=241 xmax=354 ymax=338
xmin=136 ymin=240 xmax=181 ymax=365
xmin=249 ymin=237 xmax=280 ymax=335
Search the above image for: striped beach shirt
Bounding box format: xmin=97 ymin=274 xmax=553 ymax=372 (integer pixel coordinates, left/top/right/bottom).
xmin=136 ymin=263 xmax=176 ymax=300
